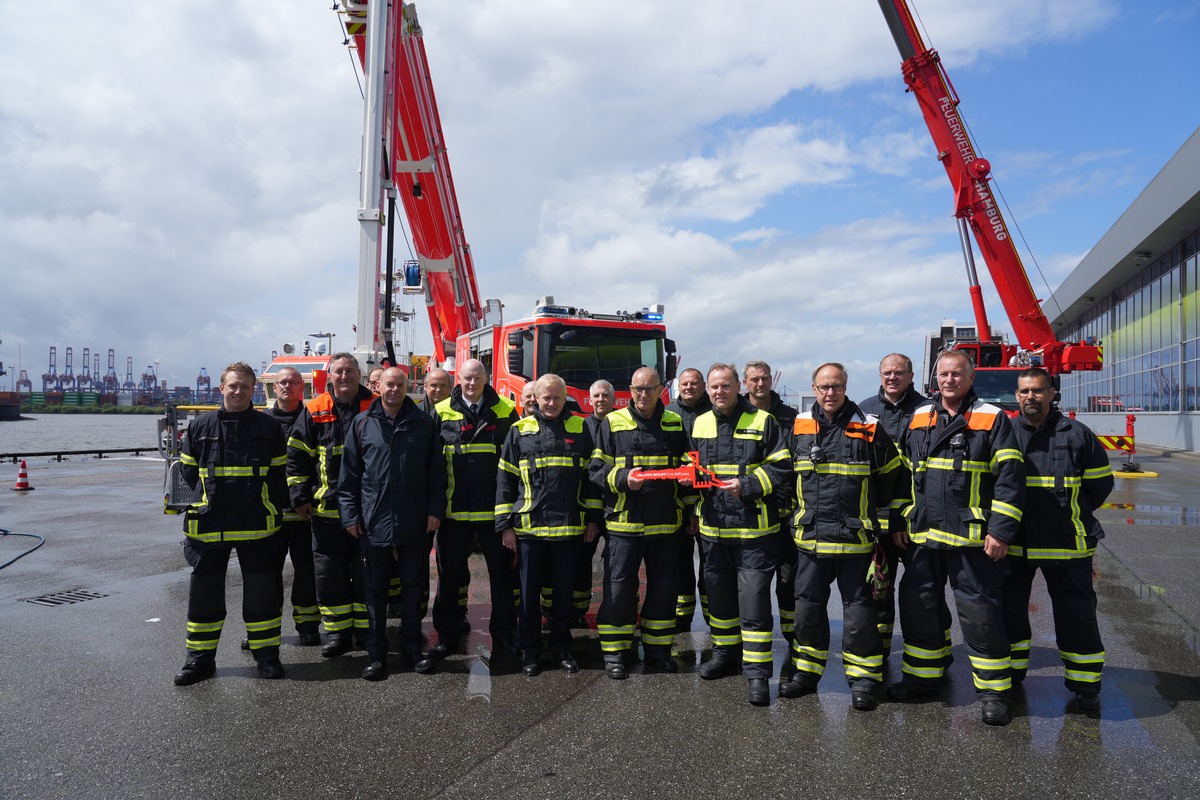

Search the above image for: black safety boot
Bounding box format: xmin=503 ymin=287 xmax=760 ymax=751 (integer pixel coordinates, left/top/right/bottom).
xmin=887 ymin=681 xmax=938 ymax=703
xmin=698 ymin=650 xmax=741 ymax=680
xmin=173 ymin=660 xmax=216 ymax=686
xmin=321 ymin=634 xmax=351 ymax=659
xmin=851 ymin=689 xmax=878 ymax=712
xmin=779 ymin=675 xmax=818 ymax=699
xmin=980 ymin=699 xmax=1011 ymax=726
xmin=747 ymin=678 xmax=770 ymax=706
xmin=256 ymin=658 xmax=285 ymax=679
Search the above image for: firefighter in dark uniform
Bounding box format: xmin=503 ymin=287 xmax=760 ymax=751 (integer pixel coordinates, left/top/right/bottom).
xmin=174 ymin=362 xmax=288 ymax=686
xmin=568 ymin=379 xmax=615 ymax=625
xmin=590 ymin=366 xmax=692 ymax=679
xmin=742 ymin=360 xmax=799 ymax=680
xmin=1005 ymin=367 xmax=1113 ymax=716
xmin=666 ymin=366 xmax=712 ymax=633
xmin=888 ymin=350 xmax=1025 ymax=726
xmin=496 ymin=374 xmax=601 ymax=676
xmin=287 ymin=352 xmax=374 ymax=658
xmin=428 ymin=359 xmax=520 ymax=661
xmin=858 ymin=352 xmax=947 ymax=655
xmin=264 ymin=367 xmax=320 ymax=646
xmin=779 ymin=363 xmax=901 ymax=711
xmin=338 ymin=366 xmax=446 ymax=680
xmin=403 ymin=366 xmax=449 ymax=617
xmin=690 ymin=363 xmax=791 ymax=706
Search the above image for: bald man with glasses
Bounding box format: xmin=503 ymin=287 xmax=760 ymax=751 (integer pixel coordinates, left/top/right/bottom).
xmin=590 ymin=367 xmax=693 ymax=679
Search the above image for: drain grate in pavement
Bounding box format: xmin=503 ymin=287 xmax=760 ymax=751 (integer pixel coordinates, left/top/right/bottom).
xmin=20 ymin=589 xmax=110 ymax=607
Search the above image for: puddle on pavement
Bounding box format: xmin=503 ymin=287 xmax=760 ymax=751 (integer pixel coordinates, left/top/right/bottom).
xmin=1100 ymin=503 xmax=1200 ymax=526
xmin=466 ymin=650 xmax=492 ymax=702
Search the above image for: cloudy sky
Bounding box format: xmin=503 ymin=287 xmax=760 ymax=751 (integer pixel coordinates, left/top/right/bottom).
xmin=2 ymin=0 xmax=1197 ymax=401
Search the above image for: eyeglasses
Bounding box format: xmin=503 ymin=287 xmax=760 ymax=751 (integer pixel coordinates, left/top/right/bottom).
xmin=630 ymin=386 xmax=661 ymax=394
xmin=881 ymin=371 xmax=910 ymax=378
xmin=277 ymin=379 xmax=302 ymax=386
xmin=814 ymin=384 xmax=846 ymax=394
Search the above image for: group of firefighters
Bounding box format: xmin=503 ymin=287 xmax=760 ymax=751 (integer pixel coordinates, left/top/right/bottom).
xmin=173 ymin=348 xmax=1114 ymax=727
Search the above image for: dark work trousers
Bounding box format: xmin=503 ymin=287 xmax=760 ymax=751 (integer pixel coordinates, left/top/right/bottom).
xmin=573 ymin=528 xmax=602 ymax=615
xmin=311 ymin=516 xmax=367 ymax=645
xmin=701 ymin=533 xmax=779 ymax=679
xmin=897 ymin=545 xmax=1011 ymax=699
xmin=183 ymin=536 xmax=284 ymax=664
xmin=876 ymin=532 xmax=901 ymax=650
xmin=519 ymin=536 xmax=581 ymax=658
xmin=389 ymin=535 xmax=433 ymax=618
xmin=792 ymin=551 xmax=883 ymax=690
xmin=277 ymin=518 xmax=319 ymax=635
xmin=675 ymin=534 xmax=709 ymax=631
xmin=361 ymin=538 xmax=431 ymax=661
xmin=597 ymin=533 xmax=680 ymax=661
xmin=543 ymin=526 xmax=603 ymax=618
xmin=1002 ymin=555 xmax=1104 ymax=696
xmin=776 ymin=529 xmax=797 ymax=647
xmin=879 ymin=534 xmax=953 ymax=654
xmin=433 ymin=519 xmax=519 ymax=645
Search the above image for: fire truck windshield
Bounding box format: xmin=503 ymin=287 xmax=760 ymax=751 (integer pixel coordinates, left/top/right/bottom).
xmin=539 ymin=326 xmax=666 ymax=390
xmin=969 ymin=369 xmax=1019 ymax=412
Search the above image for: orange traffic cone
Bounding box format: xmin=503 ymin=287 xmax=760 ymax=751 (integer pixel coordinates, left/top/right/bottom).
xmin=11 ymin=460 xmax=34 ymax=491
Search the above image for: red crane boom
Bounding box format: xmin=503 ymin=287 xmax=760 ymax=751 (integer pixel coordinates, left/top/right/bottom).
xmin=343 ymin=0 xmax=482 ymax=365
xmin=877 ymin=0 xmax=1101 ymax=375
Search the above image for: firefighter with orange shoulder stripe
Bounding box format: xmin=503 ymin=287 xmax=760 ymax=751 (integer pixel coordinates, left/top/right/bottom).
xmin=173 ymin=362 xmax=289 ymax=686
xmin=1004 ymin=366 xmax=1113 ymax=716
xmin=888 ymin=349 xmax=1025 ymax=726
xmin=590 ymin=366 xmax=693 ymax=679
xmin=779 ymin=362 xmax=901 ymax=711
xmin=287 ymin=352 xmax=375 ymax=659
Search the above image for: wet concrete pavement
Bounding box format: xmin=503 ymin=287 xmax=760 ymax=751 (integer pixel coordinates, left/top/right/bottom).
xmin=1 ymin=454 xmax=1199 ymax=799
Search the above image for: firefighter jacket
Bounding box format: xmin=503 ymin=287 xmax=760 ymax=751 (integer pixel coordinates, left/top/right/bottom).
xmin=790 ymin=400 xmax=902 ymax=557
xmin=898 ymin=390 xmax=1025 ymax=548
xmin=1010 ymin=410 xmax=1113 ymax=560
xmin=689 ymin=397 xmax=791 ymax=541
xmin=858 ymin=385 xmax=929 ymax=444
xmin=495 ymin=411 xmax=602 ymax=539
xmin=266 ymin=402 xmax=304 ymax=522
xmin=666 ymin=393 xmax=712 ymax=435
xmin=746 ymin=390 xmax=799 ymax=524
xmin=435 ymin=385 xmax=518 ymax=523
xmin=337 ymin=396 xmax=446 ymax=547
xmin=589 ymin=402 xmax=694 ymax=536
xmin=180 ymin=407 xmax=288 ymax=545
xmin=287 ymin=386 xmax=374 ymax=519
xmin=858 ymin=385 xmax=929 ymax=533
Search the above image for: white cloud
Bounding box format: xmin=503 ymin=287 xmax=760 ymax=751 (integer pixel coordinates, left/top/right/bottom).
xmin=0 ymin=0 xmax=1136 ymax=400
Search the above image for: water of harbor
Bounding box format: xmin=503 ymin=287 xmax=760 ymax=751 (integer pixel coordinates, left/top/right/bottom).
xmin=0 ymin=413 xmax=159 ymax=455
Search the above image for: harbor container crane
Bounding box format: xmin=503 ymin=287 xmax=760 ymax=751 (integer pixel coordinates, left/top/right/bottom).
xmin=101 ymin=349 xmax=120 ymax=393
xmin=42 ymin=347 xmax=60 ymax=392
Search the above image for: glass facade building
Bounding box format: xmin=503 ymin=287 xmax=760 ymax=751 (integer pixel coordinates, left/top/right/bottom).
xmin=1049 ymin=127 xmax=1200 ymax=449
xmin=1059 ymin=231 xmax=1200 ymax=414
